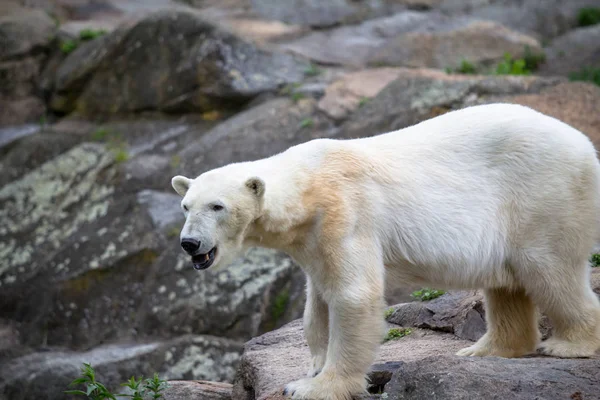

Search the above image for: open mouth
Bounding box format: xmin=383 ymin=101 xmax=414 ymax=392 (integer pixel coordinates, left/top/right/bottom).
xmin=191 ymin=247 xmax=217 ymax=270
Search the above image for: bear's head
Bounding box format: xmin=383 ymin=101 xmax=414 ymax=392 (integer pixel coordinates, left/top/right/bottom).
xmin=171 ymin=169 xmax=265 ymax=270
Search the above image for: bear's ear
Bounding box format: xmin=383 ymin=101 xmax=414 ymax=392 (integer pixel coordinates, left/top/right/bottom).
xmin=171 ymin=175 xmax=192 ymax=197
xmin=245 ymin=177 xmax=265 ymax=198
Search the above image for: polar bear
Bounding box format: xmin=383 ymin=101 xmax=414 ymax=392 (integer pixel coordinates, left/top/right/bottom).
xmin=171 ymin=103 xmax=600 ymax=400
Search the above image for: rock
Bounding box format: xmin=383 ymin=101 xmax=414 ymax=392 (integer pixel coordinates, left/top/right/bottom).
xmin=0 ymin=5 xmax=57 ymax=126
xmin=387 ymin=355 xmax=600 ymax=400
xmin=163 ymin=380 xmax=232 ymax=400
xmin=388 ymin=291 xmax=487 ymax=341
xmin=317 ymin=68 xmax=404 ymax=121
xmin=0 ymin=334 xmax=242 ymax=400
xmin=176 ymin=97 xmax=336 ymax=175
xmin=234 ymin=269 xmax=600 ymax=399
xmin=337 ymin=68 xmax=564 ymax=140
xmin=232 ymin=319 xmax=473 ymax=400
xmin=0 ymin=6 xmax=56 ymax=60
xmin=537 ymin=24 xmax=600 ymax=77
xmin=50 ymin=9 xmax=309 ymax=116
xmin=280 ymin=11 xmax=541 ymax=68
xmin=249 ymin=0 xmax=405 ymax=28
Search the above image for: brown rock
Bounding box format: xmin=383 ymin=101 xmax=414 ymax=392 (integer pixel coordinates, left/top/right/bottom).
xmin=317 ymin=68 xmax=404 ymax=121
xmin=163 ymin=380 xmax=232 ymax=400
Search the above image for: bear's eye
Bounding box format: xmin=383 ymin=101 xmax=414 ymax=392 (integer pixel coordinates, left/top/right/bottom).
xmin=182 ymin=205 xmax=188 ymax=212
xmin=212 ymin=204 xmax=224 ymax=212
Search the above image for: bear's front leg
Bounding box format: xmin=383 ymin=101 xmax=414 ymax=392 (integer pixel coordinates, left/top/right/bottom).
xmin=284 ymin=261 xmax=386 ymax=400
xmin=304 ymin=277 xmax=329 ymax=377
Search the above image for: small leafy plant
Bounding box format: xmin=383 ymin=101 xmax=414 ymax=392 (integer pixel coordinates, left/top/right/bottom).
xmin=358 ymin=97 xmax=370 ymax=107
xmin=90 ymin=128 xmax=129 ymax=163
xmin=495 ymin=53 xmax=530 ymax=75
xmin=384 ymin=307 xmax=395 ymax=319
xmin=577 ymin=7 xmax=600 ymax=27
xmin=411 ymin=288 xmax=445 ymax=301
xmin=569 ymin=67 xmax=600 ymax=87
xmin=66 ymin=363 xmax=168 ymax=399
xmin=384 ymin=327 xmax=412 ymax=342
xmin=590 ymin=253 xmax=600 ymax=268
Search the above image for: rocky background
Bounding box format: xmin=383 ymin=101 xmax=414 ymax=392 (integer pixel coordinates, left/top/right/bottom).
xmin=1 ymin=0 xmax=599 ymax=399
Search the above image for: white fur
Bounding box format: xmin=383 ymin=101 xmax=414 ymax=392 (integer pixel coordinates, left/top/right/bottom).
xmin=172 ymin=103 xmax=600 ymax=400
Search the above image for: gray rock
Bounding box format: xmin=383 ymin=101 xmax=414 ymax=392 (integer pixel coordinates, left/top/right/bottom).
xmin=387 ymin=291 xmax=487 ymax=341
xmin=538 ymin=24 xmax=600 ymax=77
xmin=50 ymin=9 xmax=309 ymax=116
xmin=0 ymin=334 xmax=242 ymax=400
xmin=280 ymin=11 xmax=541 ymax=68
xmin=387 ymin=355 xmax=600 ymax=400
xmin=0 ymin=7 xmax=56 ymax=61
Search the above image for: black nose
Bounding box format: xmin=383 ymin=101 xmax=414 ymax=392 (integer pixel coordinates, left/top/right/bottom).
xmin=181 ymin=238 xmax=200 ymax=254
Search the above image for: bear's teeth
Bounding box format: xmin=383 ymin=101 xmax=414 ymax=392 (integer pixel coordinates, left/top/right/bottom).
xmin=204 ymin=253 xmax=209 ymax=261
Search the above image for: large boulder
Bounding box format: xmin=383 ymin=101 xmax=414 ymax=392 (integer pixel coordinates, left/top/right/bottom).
xmin=0 ymin=334 xmax=242 ymax=400
xmin=0 ymin=4 xmax=57 ymax=126
xmin=280 ymin=11 xmax=541 ymax=68
xmin=50 ymin=9 xmax=310 ymax=116
xmin=537 ymin=24 xmax=600 ymax=78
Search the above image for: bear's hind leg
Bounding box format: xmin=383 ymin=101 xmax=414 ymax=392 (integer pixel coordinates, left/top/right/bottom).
xmin=456 ymin=287 xmax=540 ymax=357
xmin=526 ymin=263 xmax=600 ymax=358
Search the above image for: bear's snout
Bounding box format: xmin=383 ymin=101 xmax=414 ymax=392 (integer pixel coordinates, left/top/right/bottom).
xmin=181 ymin=238 xmax=200 ymax=254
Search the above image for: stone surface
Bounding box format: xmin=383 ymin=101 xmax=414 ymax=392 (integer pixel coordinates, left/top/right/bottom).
xmin=0 ymin=5 xmax=57 ymax=126
xmin=50 ymin=9 xmax=310 ymax=116
xmin=317 ymin=68 xmax=404 ymax=121
xmin=538 ymin=24 xmax=600 ymax=77
xmin=233 ymin=269 xmax=600 ymax=399
xmin=0 ymin=334 xmax=242 ymax=400
xmin=387 ymin=291 xmax=486 ymax=341
xmin=163 ymin=380 xmax=232 ymax=400
xmin=281 ymin=11 xmax=541 ymax=68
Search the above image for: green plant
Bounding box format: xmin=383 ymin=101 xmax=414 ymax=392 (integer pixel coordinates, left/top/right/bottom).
xmin=358 ymin=97 xmax=370 ymax=107
xmin=456 ymin=59 xmax=477 ymax=74
xmin=65 ymin=363 xmax=117 ymax=400
xmin=66 ymin=363 xmax=168 ymax=400
xmin=411 ymin=288 xmax=445 ymax=301
xmin=300 ymin=117 xmax=314 ymax=128
xmin=61 ymin=39 xmax=78 ymax=54
xmin=494 ymin=53 xmax=530 ymax=76
xmin=271 ymin=288 xmax=290 ymax=321
xmin=91 ymin=128 xmax=110 ymax=141
xmin=384 ymin=307 xmax=395 ymax=319
xmin=384 ymin=327 xmax=411 ymax=342
xmin=522 ymin=46 xmax=545 ymax=71
xmin=304 ymin=63 xmax=321 ymax=77
xmin=590 ymin=253 xmax=600 ymax=268
xmin=569 ymin=67 xmax=600 ymax=87
xmin=79 ymin=28 xmax=107 ymax=41
xmin=577 ymin=7 xmax=600 ymax=27
xmin=112 ymin=147 xmax=129 ymax=163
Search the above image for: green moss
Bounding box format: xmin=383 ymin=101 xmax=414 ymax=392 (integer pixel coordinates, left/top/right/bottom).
xmin=60 ymin=39 xmax=78 ymax=54
xmin=299 ymin=118 xmax=314 ymax=128
xmin=304 ymin=63 xmax=322 ymax=77
xmin=569 ymin=67 xmax=600 ymax=87
xmin=522 ymin=46 xmax=546 ymax=71
xmin=271 ymin=288 xmax=290 ymax=321
xmin=91 ymin=128 xmax=110 ymax=141
xmin=166 ymin=226 xmax=180 ymax=239
xmin=170 ymin=155 xmax=181 ymax=169
xmin=112 ymin=148 xmax=129 ymax=163
xmin=79 ymin=28 xmax=107 ymax=41
xmin=577 ymin=7 xmax=600 ymax=27
xmin=383 ymin=327 xmax=412 ymax=342
xmin=411 ymin=288 xmax=445 ymax=301
xmin=457 ymin=59 xmax=477 ymax=74
xmin=590 ymin=253 xmax=600 ymax=267
xmin=358 ymin=97 xmax=371 ymax=107
xmin=384 ymin=307 xmax=395 ymax=319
